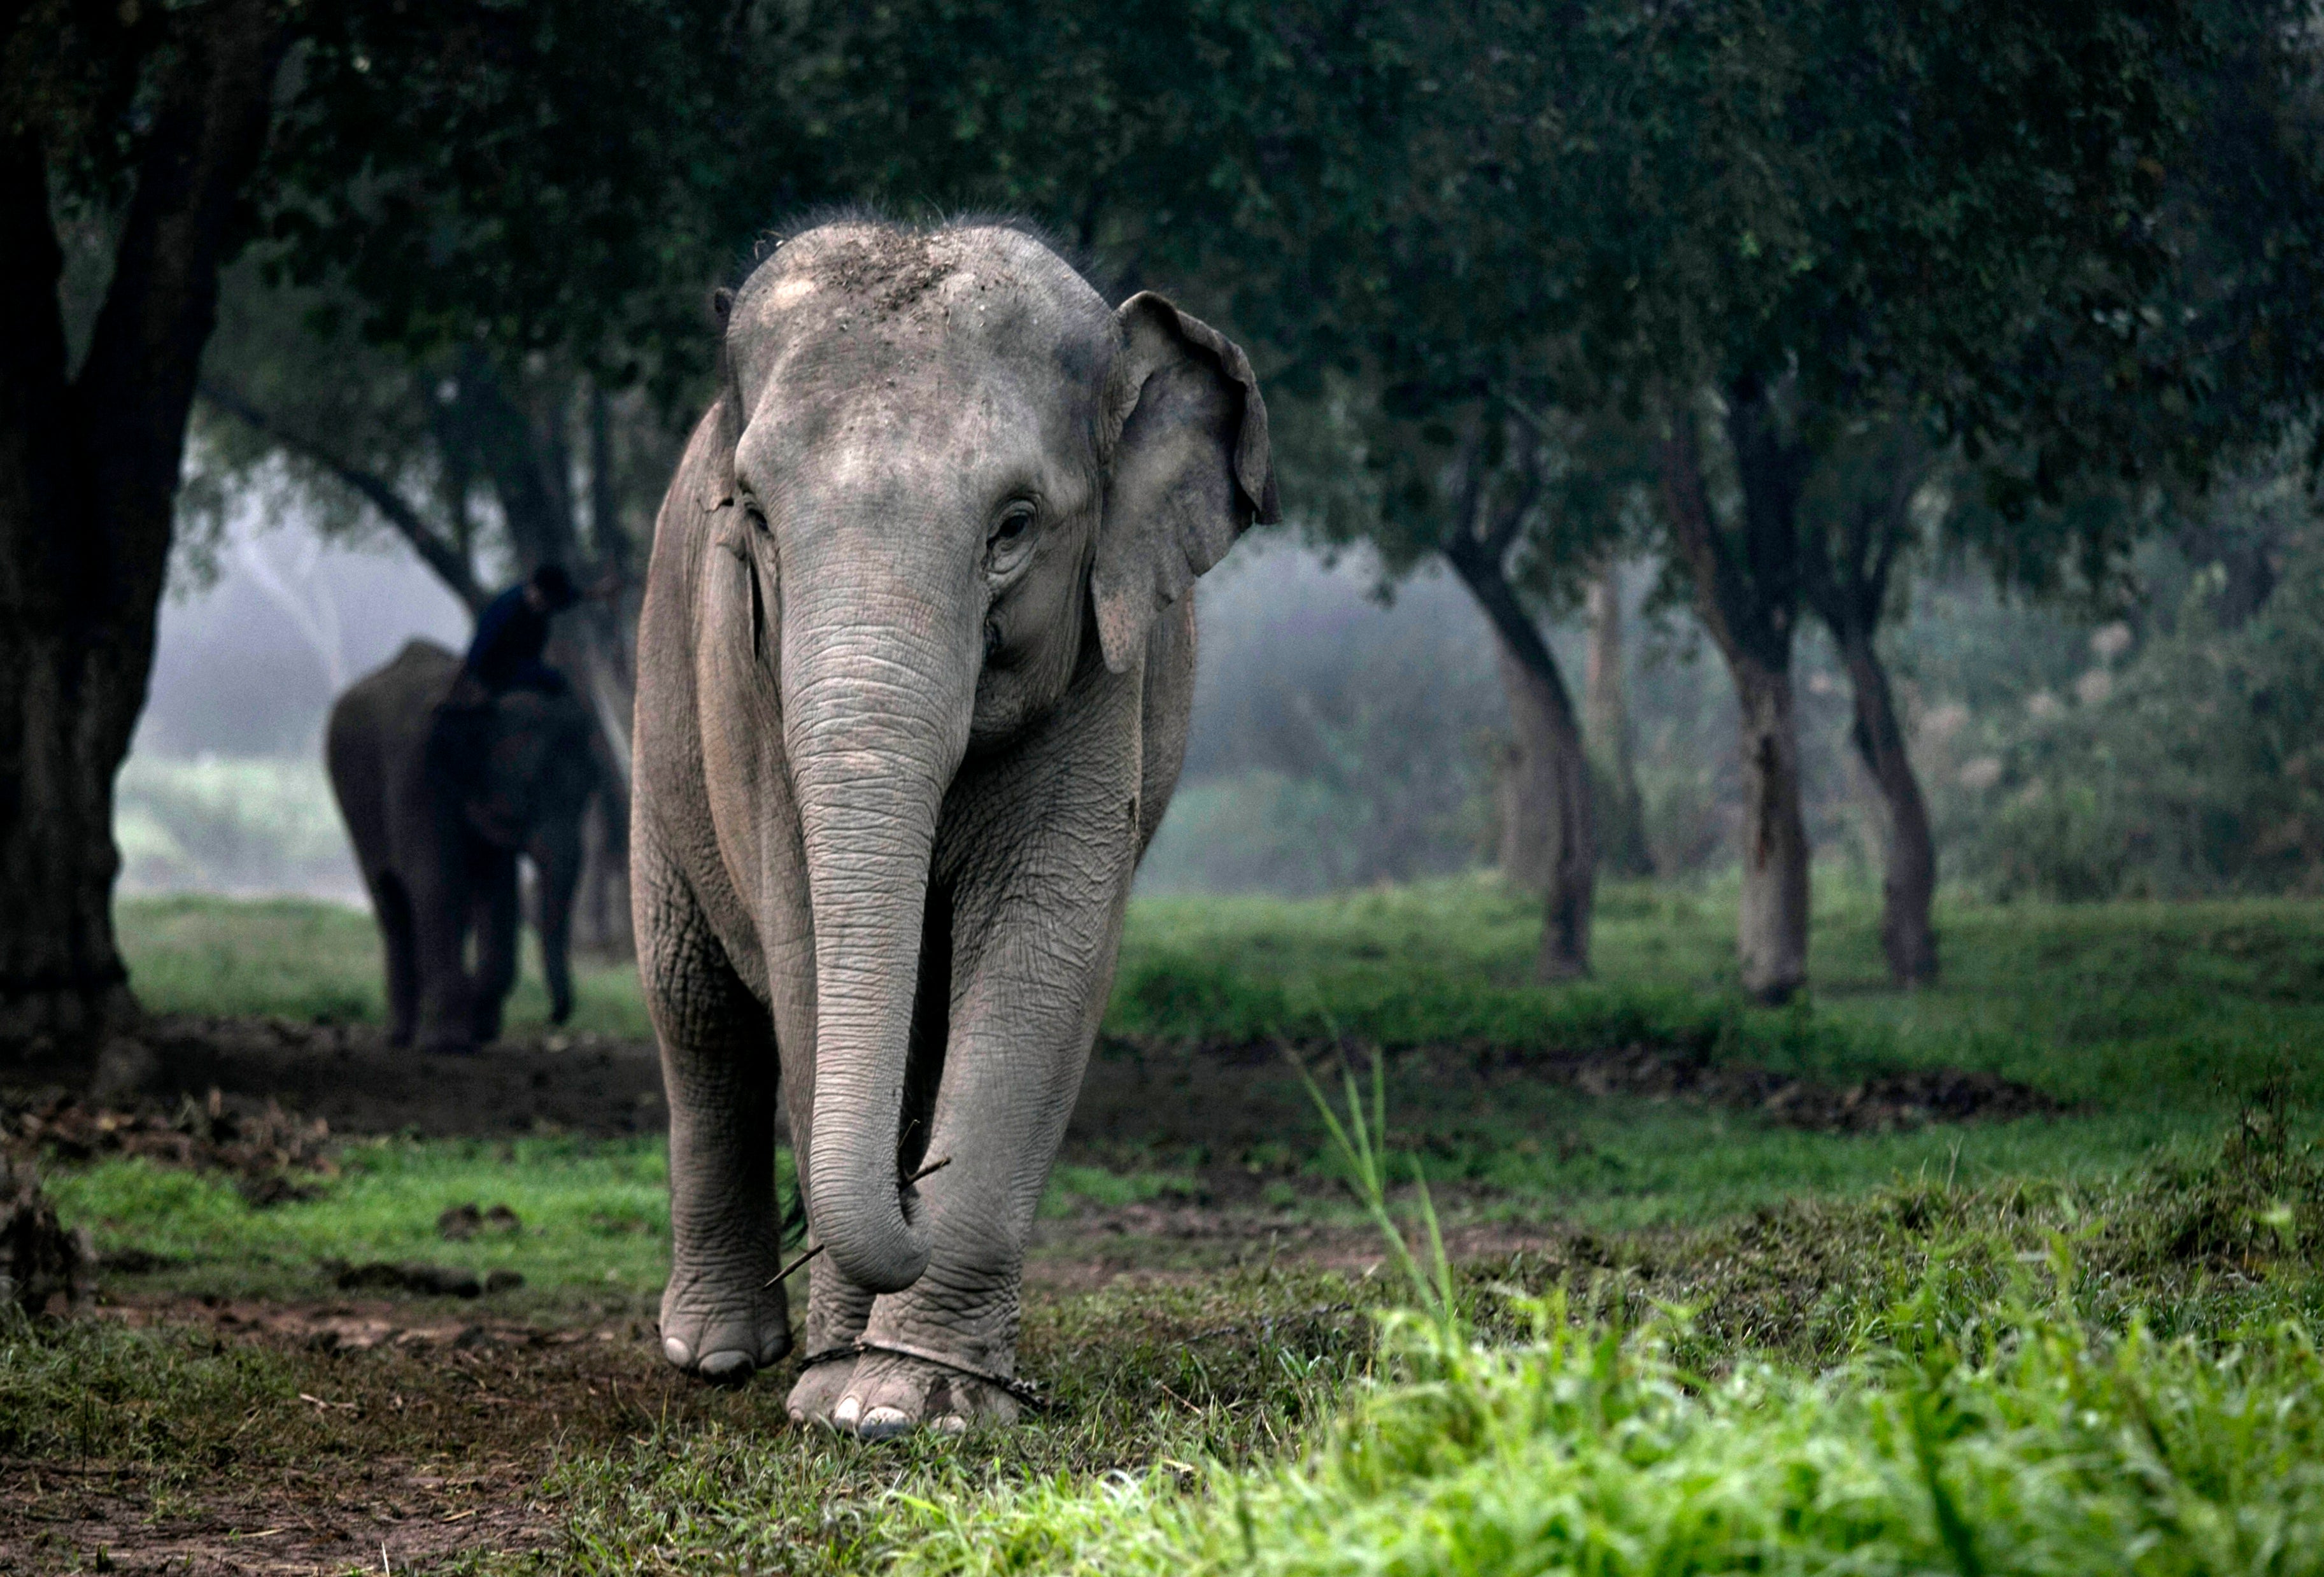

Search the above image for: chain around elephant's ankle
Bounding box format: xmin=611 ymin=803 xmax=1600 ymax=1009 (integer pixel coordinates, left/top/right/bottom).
xmin=797 ymin=1337 xmax=1049 ymax=1413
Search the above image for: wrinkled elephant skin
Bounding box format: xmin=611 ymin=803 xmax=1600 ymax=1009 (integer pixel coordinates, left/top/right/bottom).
xmin=632 ymin=222 xmax=1275 ymax=1433
xmin=328 ymin=640 xmax=598 ymax=1054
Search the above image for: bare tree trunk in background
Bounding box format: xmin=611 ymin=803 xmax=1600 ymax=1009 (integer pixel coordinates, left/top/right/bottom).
xmin=1584 ymin=562 xmax=1654 ymax=877
xmin=1801 ymin=437 xmax=1940 ymax=988
xmin=1443 ymin=428 xmax=1594 ymax=980
xmin=1837 ymin=633 xmax=1938 ymax=985
xmin=1656 ymin=388 xmax=1814 ymax=1004
xmin=1494 ymin=640 xmax=1559 ymax=892
xmin=1727 ymin=651 xmax=1811 ymax=998
xmin=0 ymin=2 xmax=287 ymax=1065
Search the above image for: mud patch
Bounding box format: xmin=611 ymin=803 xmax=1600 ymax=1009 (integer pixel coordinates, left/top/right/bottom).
xmin=3 ymin=1084 xmax=334 ymax=1206
xmin=799 ymin=224 xmax=964 ymax=316
xmin=2 ymin=1454 xmax=557 ymax=1576
xmin=99 ymin=1293 xmax=637 ymax=1354
xmin=2 ymin=1306 xmax=721 ymax=1576
xmin=1540 ymin=1047 xmax=2069 ymax=1131
xmin=3 ymin=1014 xmax=664 ymax=1140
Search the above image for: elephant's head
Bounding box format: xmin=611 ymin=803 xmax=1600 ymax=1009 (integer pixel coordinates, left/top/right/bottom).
xmin=704 ymin=222 xmax=1275 ymax=1293
xmin=464 ymin=688 xmax=598 ymax=852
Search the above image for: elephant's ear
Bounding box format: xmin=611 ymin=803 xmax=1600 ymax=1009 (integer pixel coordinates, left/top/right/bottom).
xmin=693 ymin=292 xmax=744 ymax=515
xmin=1091 ymin=292 xmax=1278 ymax=674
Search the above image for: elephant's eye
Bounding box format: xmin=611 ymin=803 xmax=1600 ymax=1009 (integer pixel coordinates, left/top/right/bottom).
xmin=987 ymin=504 xmax=1037 ymax=568
xmin=742 ymin=497 xmax=769 ymax=532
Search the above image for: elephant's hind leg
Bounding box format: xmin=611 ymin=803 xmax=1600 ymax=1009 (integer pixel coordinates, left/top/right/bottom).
xmin=639 ymin=830 xmax=790 ymax=1384
xmin=374 ymin=873 xmax=419 ymax=1048
xmin=470 ymin=846 xmax=521 ymax=1046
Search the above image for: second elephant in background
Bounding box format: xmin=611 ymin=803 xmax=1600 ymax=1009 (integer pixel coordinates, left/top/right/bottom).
xmin=327 ymin=639 xmax=600 ymax=1053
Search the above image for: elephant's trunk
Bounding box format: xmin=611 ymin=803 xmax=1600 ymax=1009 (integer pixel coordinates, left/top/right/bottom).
xmin=783 ymin=577 xmax=976 ymax=1296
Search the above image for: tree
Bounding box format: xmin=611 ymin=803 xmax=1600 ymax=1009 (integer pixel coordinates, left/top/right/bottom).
xmin=1575 ymin=0 xmax=2211 ymax=997
xmin=1584 ymin=557 xmax=1655 ymax=880
xmin=3 ymin=0 xmax=291 ymax=1056
xmin=1 ymin=0 xmax=748 ymax=1059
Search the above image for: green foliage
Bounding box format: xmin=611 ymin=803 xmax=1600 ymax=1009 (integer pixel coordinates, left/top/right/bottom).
xmin=1957 ymin=513 xmax=2324 ymax=900
xmin=888 ymin=1289 xmax=2324 ymax=1577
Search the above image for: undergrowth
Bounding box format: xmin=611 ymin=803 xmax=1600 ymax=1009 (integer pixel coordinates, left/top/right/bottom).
xmin=872 ymin=1067 xmax=2324 ymax=1577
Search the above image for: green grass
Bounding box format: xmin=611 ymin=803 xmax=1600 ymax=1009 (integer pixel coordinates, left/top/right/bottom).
xmin=885 ymin=1295 xmax=2324 ymax=1577
xmin=34 ymin=879 xmax=2324 ymax=1571
xmin=117 ymin=892 xmax=654 ymax=1037
xmin=94 ymin=878 xmax=2324 ymax=1250
xmin=44 ymin=1133 xmax=677 ymax=1316
xmin=1114 ymin=875 xmax=2324 ymax=1106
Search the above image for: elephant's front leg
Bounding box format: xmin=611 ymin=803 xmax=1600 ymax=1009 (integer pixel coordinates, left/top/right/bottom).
xmin=802 ymin=814 xmax=1137 ymax=1437
xmin=639 ymin=835 xmax=791 ymax=1383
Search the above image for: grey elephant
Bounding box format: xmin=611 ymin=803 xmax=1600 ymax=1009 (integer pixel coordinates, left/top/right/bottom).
xmin=632 ymin=220 xmax=1274 ymax=1435
xmin=327 ymin=639 xmax=598 ymax=1054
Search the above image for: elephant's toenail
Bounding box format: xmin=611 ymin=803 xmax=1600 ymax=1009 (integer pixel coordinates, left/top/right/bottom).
xmin=858 ymin=1406 xmax=914 ymax=1440
xmin=662 ymin=1336 xmax=694 ymax=1368
xmin=698 ymin=1349 xmax=756 ymax=1385
xmin=832 ymin=1396 xmax=863 ymax=1429
xmin=932 ymin=1413 xmax=968 ymax=1436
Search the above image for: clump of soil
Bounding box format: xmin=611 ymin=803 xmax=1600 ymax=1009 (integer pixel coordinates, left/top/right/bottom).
xmin=437 ymin=1201 xmax=523 ymax=1240
xmin=1 ymin=1153 xmax=93 ymax=1315
xmin=4 ymin=1084 xmax=335 ymax=1205
xmin=328 ymin=1259 xmax=527 ymax=1298
xmin=1538 ymin=1045 xmax=2071 ymax=1132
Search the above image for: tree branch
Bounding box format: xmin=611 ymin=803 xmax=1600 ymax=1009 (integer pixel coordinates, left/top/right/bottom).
xmin=74 ymin=0 xmax=289 ymax=616
xmin=1654 ymin=406 xmax=1766 ymax=672
xmin=199 ymin=380 xmax=488 ymax=611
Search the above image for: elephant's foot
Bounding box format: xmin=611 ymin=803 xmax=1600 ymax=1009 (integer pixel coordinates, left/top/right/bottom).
xmin=788 ymin=1347 xmax=1021 ymax=1439
xmin=659 ymin=1265 xmax=790 ymax=1385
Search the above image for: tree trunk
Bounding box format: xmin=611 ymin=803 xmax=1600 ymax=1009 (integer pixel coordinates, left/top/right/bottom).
xmin=0 ymin=3 xmax=287 ymax=1064
xmin=1836 ymin=633 xmax=1938 ymax=986
xmin=1729 ymin=653 xmax=1811 ymax=1003
xmin=1655 ymin=397 xmax=1813 ymax=1004
xmin=1447 ymin=549 xmax=1593 ymax=980
xmin=1584 ymin=562 xmax=1654 ymax=877
xmin=1493 ymin=640 xmax=1559 ymax=893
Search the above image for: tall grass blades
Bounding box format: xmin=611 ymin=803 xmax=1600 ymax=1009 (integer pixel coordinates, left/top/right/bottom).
xmin=889 ymin=1300 xmax=2324 ymax=1577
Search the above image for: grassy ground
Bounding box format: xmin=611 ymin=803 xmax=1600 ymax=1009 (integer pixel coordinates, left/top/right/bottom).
xmin=11 ymin=878 xmax=2324 ymax=1572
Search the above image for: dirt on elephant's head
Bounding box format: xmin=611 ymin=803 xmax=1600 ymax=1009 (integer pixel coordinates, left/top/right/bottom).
xmin=762 ymin=223 xmax=963 ymax=318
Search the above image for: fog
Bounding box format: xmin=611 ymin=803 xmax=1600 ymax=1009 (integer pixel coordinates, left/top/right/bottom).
xmin=120 ymin=516 xmax=1525 ymax=903
xmin=125 ymin=505 xmax=2126 ymax=908
xmin=120 ymin=511 xmax=469 ymax=901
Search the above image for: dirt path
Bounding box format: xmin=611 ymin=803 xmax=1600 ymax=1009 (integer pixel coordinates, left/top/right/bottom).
xmin=2 ymin=1312 xmax=717 ymax=1576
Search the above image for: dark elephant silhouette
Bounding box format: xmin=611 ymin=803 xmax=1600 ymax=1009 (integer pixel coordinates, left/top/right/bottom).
xmin=326 ymin=640 xmax=599 ymax=1053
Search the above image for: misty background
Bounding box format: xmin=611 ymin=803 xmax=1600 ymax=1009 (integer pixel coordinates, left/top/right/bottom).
xmin=136 ymin=488 xmax=2305 ymax=909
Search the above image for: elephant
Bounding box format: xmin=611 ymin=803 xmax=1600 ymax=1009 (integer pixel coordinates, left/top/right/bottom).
xmin=631 ymin=219 xmax=1275 ymax=1436
xmin=327 ymin=639 xmax=599 ymax=1054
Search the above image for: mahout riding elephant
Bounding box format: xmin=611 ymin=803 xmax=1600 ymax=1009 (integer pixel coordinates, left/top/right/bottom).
xmin=327 ymin=639 xmax=598 ymax=1054
xmin=632 ymin=220 xmax=1275 ymax=1435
